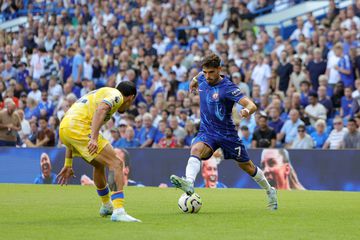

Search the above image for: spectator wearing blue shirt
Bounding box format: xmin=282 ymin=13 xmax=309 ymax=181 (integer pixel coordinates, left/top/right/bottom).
xmin=299 ymin=81 xmax=311 ymax=107
xmin=183 ymin=120 xmax=196 ymax=148
xmin=1 ymin=61 xmax=17 ymax=84
xmin=133 ymin=115 xmax=143 ymax=141
xmin=153 ymin=120 xmax=166 ymax=146
xmin=340 ymin=87 xmax=353 ymax=120
xmin=318 ymin=85 xmax=334 ymax=119
xmin=310 ymin=119 xmax=329 ymax=149
xmin=239 ymin=125 xmax=252 ymax=149
xmin=71 ymin=48 xmax=84 ymax=84
xmin=110 ymin=127 xmax=121 ymax=147
xmin=16 ymin=62 xmax=30 ymax=90
xmin=24 ymin=97 xmax=40 ymax=120
xmin=165 ymin=32 xmax=179 ymax=53
xmin=37 ymin=91 xmax=54 ymax=118
xmin=278 ymin=109 xmax=305 ymax=147
xmin=34 ymin=153 xmax=57 ymax=184
xmin=138 ymin=113 xmax=157 ymax=147
xmin=60 ymin=47 xmax=74 ymax=82
xmin=268 ymin=107 xmax=284 ymax=134
xmin=114 ymin=126 xmax=140 ymax=148
xmin=336 ymin=45 xmax=354 ymax=88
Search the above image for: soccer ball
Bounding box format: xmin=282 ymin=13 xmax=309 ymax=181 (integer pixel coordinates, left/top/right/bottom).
xmin=178 ymin=193 xmax=202 ymax=213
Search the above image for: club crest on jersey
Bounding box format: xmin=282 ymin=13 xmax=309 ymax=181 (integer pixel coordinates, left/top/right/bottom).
xmin=212 ymin=93 xmax=219 ymax=100
xmin=232 ymin=89 xmax=242 ymax=96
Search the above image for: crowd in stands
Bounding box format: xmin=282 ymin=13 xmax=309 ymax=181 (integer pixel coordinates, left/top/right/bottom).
xmin=1 ymin=0 xmax=360 ymax=150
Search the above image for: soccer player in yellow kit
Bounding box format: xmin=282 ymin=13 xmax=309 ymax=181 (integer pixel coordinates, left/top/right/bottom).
xmin=57 ymin=81 xmax=140 ymax=222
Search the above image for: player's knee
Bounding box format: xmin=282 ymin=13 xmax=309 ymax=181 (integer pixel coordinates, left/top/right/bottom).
xmin=111 ymin=157 xmax=124 ymax=170
xmin=190 ymin=145 xmax=203 ymax=156
xmin=238 ymin=161 xmax=255 ymax=174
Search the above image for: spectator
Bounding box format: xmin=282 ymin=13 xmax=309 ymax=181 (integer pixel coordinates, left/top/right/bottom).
xmin=26 ymin=116 xmax=55 ymax=147
xmin=252 ymin=115 xmax=276 ymax=148
xmin=336 ymin=42 xmax=355 ymax=88
xmin=323 ymin=117 xmax=348 ymax=149
xmin=169 ymin=115 xmax=186 ymax=143
xmin=0 ymin=99 xmax=21 ymax=146
xmin=17 ymin=109 xmax=31 ymax=142
xmin=251 ymin=54 xmax=271 ymax=95
xmin=114 ymin=126 xmax=140 ymax=148
xmin=184 ymin=120 xmax=196 ymax=148
xmin=158 ymin=127 xmax=178 ymax=148
xmin=48 ymin=76 xmax=63 ymax=103
xmin=139 ymin=113 xmax=157 ymax=148
xmin=318 ymin=85 xmax=334 ymax=119
xmin=268 ymin=107 xmax=284 ymax=134
xmin=28 ymin=81 xmax=42 ymax=103
xmin=278 ymin=109 xmax=305 ymax=148
xmin=304 ymin=92 xmax=327 ymax=127
xmin=288 ymin=59 xmax=307 ymax=94
xmin=291 ymin=125 xmax=314 ymax=149
xmin=326 ymin=43 xmax=341 ymax=88
xmin=306 ymin=48 xmax=327 ymax=91
xmin=340 ymin=87 xmax=353 ymax=120
xmin=311 ymin=119 xmax=329 ymax=149
xmin=289 ymin=17 xmax=311 ymax=41
xmin=110 ymin=127 xmax=121 ymax=147
xmin=239 ymin=125 xmax=252 ymax=149
xmin=341 ymin=118 xmax=360 ymax=148
xmin=276 ymin=50 xmax=293 ymax=93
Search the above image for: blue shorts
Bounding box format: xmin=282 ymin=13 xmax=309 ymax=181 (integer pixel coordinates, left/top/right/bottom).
xmin=191 ymin=132 xmax=250 ymax=162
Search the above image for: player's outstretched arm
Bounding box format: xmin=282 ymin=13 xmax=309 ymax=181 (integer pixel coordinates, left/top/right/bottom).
xmin=238 ymin=96 xmax=257 ymax=118
xmin=88 ymin=102 xmax=111 ymax=155
xmin=57 ymin=148 xmax=75 ymax=186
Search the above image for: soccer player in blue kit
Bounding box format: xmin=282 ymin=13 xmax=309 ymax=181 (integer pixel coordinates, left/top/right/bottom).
xmin=170 ymin=54 xmax=278 ymax=210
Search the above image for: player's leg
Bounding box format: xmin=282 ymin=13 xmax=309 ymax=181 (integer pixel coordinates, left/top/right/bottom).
xmin=170 ymin=139 xmax=214 ymax=195
xmin=89 ymin=160 xmax=113 ymax=217
xmin=93 ymin=144 xmax=140 ymax=222
xmin=239 ymin=160 xmax=278 ymax=210
xmin=222 ymin=139 xmax=278 ymax=210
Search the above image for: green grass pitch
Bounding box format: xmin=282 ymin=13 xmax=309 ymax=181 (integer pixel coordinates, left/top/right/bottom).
xmin=0 ymin=184 xmax=359 ymax=240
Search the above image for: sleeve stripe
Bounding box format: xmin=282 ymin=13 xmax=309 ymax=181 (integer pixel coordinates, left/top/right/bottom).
xmin=102 ymin=99 xmax=113 ymax=108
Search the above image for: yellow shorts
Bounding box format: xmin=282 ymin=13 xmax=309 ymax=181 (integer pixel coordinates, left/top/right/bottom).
xmin=59 ymin=126 xmax=109 ymax=162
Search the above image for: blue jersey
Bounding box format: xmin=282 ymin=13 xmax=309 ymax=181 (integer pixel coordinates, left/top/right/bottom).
xmin=198 ymin=74 xmax=244 ymax=137
xmin=193 ymin=74 xmax=250 ymax=162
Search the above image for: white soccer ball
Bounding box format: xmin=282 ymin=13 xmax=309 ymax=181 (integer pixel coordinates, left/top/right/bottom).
xmin=178 ymin=193 xmax=202 ymax=213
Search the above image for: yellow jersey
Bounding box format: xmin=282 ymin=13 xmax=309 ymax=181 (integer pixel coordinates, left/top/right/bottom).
xmin=60 ymin=87 xmax=124 ymax=128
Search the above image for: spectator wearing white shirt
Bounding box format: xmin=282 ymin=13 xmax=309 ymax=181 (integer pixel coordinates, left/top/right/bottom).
xmin=341 ymin=6 xmax=360 ymax=30
xmin=326 ymin=43 xmax=342 ymax=87
xmin=305 ymin=92 xmax=327 ymax=127
xmin=251 ymin=54 xmax=271 ymax=95
xmin=290 ymin=17 xmax=311 ymax=41
xmin=323 ymin=117 xmax=348 ymax=149
xmin=28 ymin=81 xmax=42 ymax=103
xmin=291 ymin=125 xmax=314 ymax=149
xmin=83 ymin=52 xmax=93 ymax=80
xmin=48 ymin=76 xmax=63 ymax=103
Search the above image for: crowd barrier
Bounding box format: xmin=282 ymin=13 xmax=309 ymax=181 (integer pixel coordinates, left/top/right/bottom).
xmin=0 ymin=148 xmax=359 ymax=191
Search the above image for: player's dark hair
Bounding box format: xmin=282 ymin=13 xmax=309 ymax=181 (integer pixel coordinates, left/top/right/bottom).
xmin=116 ymin=81 xmax=137 ymax=97
xmin=201 ymin=53 xmax=221 ymax=68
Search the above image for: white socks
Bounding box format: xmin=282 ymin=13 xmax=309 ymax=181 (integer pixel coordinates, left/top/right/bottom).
xmin=252 ymin=167 xmax=271 ymax=191
xmin=113 ymin=207 xmax=125 ymax=214
xmin=185 ymin=155 xmax=201 ymax=183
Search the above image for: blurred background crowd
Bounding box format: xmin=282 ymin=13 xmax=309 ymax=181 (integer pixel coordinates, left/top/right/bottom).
xmin=1 ymin=0 xmax=360 ymax=150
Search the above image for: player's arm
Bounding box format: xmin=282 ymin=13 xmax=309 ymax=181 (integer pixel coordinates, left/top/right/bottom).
xmin=88 ymin=102 xmax=111 ymax=155
xmin=57 ymin=148 xmax=75 ymax=186
xmin=238 ymin=96 xmax=257 ymax=118
xmin=189 ymin=72 xmax=201 ymax=94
